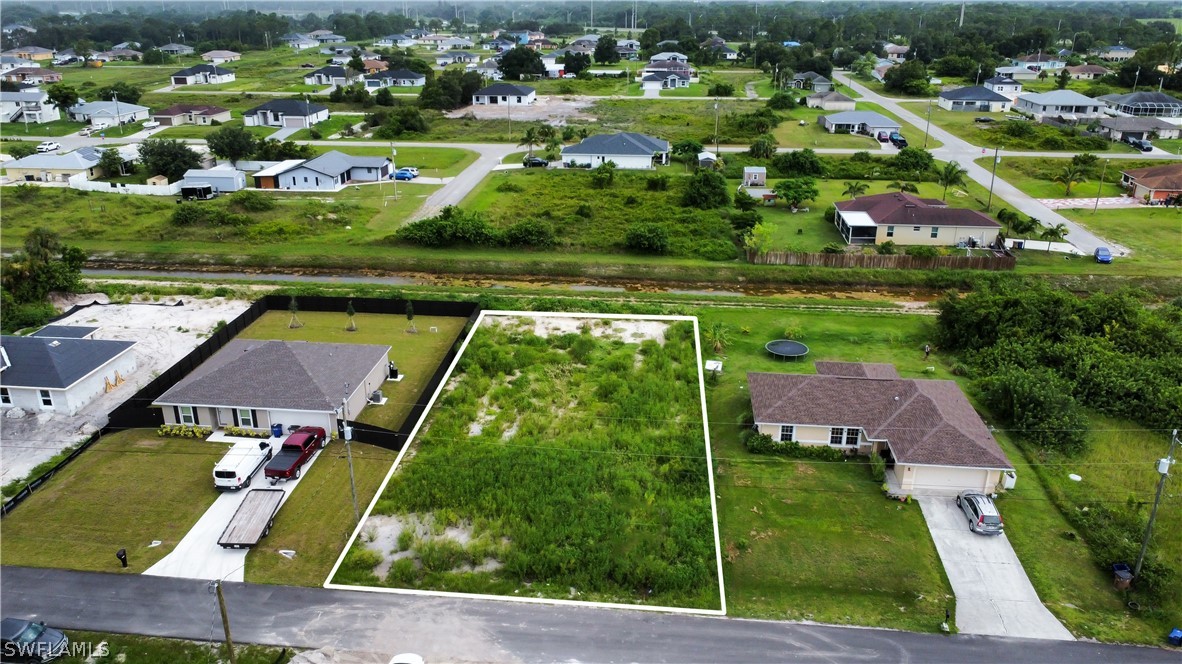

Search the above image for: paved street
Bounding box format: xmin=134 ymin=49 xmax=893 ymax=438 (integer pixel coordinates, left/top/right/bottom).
xmin=5 ymin=566 xmax=1179 ymax=663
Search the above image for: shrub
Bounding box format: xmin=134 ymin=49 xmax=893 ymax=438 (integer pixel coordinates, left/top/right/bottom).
xmin=387 ymin=557 xmax=418 ymax=585
xmin=821 ymin=242 xmax=845 ymax=254
xmin=876 ymin=241 xmax=898 ymax=255
xmin=625 ymin=222 xmax=670 ymax=254
xmin=905 ymin=245 xmax=939 ymax=258
xmin=395 ymin=206 xmax=501 ymax=247
xmin=171 ymin=204 xmax=210 ymax=226
xmin=495 ymin=181 xmax=524 ymax=193
xmin=574 ymin=203 xmax=594 ymax=218
xmin=978 ymin=366 xmax=1089 ymax=454
xmin=504 ymin=218 xmax=556 ymax=248
xmin=745 ymin=433 xmax=846 ymax=461
xmin=230 ymin=189 xmax=275 ymax=212
xmin=708 ymin=82 xmax=735 ymax=97
xmin=728 ymin=210 xmax=761 ymax=234
xmin=396 ymin=529 xmax=415 ymax=552
xmin=766 ymin=92 xmax=797 ymax=110
xmin=869 ymin=453 xmax=886 ymax=482
xmin=646 ymin=174 xmax=670 ymax=191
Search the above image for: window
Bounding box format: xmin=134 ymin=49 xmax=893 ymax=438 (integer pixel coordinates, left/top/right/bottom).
xmin=0 ymin=388 xmax=10 ymax=405
xmin=779 ymin=425 xmax=794 ymax=443
xmin=913 ymin=226 xmax=921 ymax=232
xmin=930 ymin=227 xmax=939 ymax=238
xmin=845 ymin=428 xmax=859 ymax=446
xmin=39 ymin=389 xmax=53 ymax=407
xmin=830 ymin=427 xmax=845 ymax=445
xmin=237 ymin=408 xmax=255 ymax=428
xmin=886 ymin=226 xmax=895 ymax=238
xmin=179 ymin=405 xmax=195 ymax=425
xmin=303 ymin=176 xmax=308 ymax=183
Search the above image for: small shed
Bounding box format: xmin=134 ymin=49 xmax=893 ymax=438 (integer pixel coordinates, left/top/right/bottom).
xmin=182 ymin=166 xmax=247 ymax=193
xmin=743 ymin=166 xmax=767 ymax=187
xmin=145 ymin=174 xmax=169 ymax=186
xmin=697 ymin=151 xmax=717 ymax=168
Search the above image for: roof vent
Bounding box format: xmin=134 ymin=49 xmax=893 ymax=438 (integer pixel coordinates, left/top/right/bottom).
xmin=48 ymin=340 xmax=61 ymax=347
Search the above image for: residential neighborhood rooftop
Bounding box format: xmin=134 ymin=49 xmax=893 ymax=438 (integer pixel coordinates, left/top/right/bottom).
xmin=0 ymin=335 xmax=135 ymax=390
xmin=561 ymin=132 xmax=670 ymax=157
xmin=835 ymin=192 xmax=1001 ymax=228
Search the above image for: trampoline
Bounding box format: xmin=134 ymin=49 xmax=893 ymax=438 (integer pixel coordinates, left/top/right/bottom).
xmin=766 ymin=339 xmax=810 ymax=361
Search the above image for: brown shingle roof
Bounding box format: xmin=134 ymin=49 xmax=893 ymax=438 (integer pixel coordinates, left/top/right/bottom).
xmin=1121 ymin=162 xmax=1182 ymax=191
xmin=747 ymin=371 xmax=1012 ymax=470
xmin=815 ymin=361 xmax=901 ymax=379
xmin=834 ymin=192 xmax=1001 ymax=228
xmin=155 ymin=339 xmax=390 ymax=412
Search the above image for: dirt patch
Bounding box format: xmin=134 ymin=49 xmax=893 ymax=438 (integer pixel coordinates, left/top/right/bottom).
xmin=447 ymin=95 xmax=597 ymax=123
xmin=725 ymin=541 xmax=740 ymax=563
xmin=360 ymin=512 xmax=503 ymax=579
xmin=795 ymin=462 xmax=816 ymax=476
xmin=486 ymin=314 xmax=667 ymax=344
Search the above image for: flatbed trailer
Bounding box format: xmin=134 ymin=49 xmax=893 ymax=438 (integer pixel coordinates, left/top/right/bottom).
xmin=217 ymin=489 xmax=285 ymax=549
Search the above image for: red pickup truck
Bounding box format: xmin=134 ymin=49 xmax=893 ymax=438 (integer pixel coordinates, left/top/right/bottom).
xmin=264 ymin=427 xmax=326 ymax=484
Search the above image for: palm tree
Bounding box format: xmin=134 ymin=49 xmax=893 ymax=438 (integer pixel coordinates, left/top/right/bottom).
xmin=888 ymin=180 xmax=919 ymax=193
xmin=1010 ymin=214 xmax=1039 ymax=237
xmin=1053 ymin=164 xmax=1087 ymax=197
xmin=518 ymin=126 xmax=540 ymax=157
xmin=935 ymin=161 xmax=969 ymax=201
xmin=702 ymin=322 xmax=732 ymax=354
xmin=536 ymin=124 xmax=556 ymax=144
xmin=1040 ymin=222 xmax=1069 ymax=251
xmin=575 ymin=126 xmax=591 ymax=141
xmin=544 ymin=136 xmax=563 ymax=159
xmin=842 ymin=181 xmax=869 ymax=199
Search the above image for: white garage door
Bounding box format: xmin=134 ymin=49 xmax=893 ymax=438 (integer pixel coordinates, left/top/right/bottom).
xmin=283 ymin=116 xmax=306 ymax=128
xmin=912 ymin=466 xmax=991 ymax=492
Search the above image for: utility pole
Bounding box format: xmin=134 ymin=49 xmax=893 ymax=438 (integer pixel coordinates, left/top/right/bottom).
xmin=212 ymin=580 xmax=237 ymax=664
xmin=713 ymin=100 xmax=720 ymax=156
xmin=342 ymin=385 xmax=359 ymax=525
xmin=923 ymin=99 xmax=933 ymax=149
xmin=986 ymin=145 xmax=1002 ymax=212
xmin=1134 ymin=429 xmax=1177 ymax=580
xmin=1093 ymin=159 xmax=1109 ymax=214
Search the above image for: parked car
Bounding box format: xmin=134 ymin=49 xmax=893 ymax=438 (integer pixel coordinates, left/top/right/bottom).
xmin=213 ymin=439 xmax=273 ymax=490
xmin=1135 ymin=139 xmax=1153 ymax=152
xmin=973 ymin=116 xmax=995 ymax=123
xmin=264 ymin=426 xmax=326 ymax=483
xmin=522 ymin=156 xmax=549 ymax=168
xmin=1 ymin=617 xmax=69 ymax=662
xmin=78 ymin=126 xmax=95 ymax=136
xmin=876 ymin=131 xmax=890 ymax=142
xmin=400 ymin=166 xmax=419 ymax=177
xmin=35 ymin=141 xmax=60 ymax=153
xmin=393 ymin=169 xmax=415 ymax=181
xmin=956 ymin=490 xmax=1003 ymax=535
xmin=889 ymin=132 xmax=908 ymax=148
xmin=142 ymin=120 xmax=161 ymax=129
xmin=561 ymin=72 xmax=577 ymax=79
xmin=1094 ymin=246 xmax=1113 ymax=264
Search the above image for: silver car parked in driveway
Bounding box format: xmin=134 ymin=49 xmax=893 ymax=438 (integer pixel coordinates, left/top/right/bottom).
xmin=956 ymin=490 xmax=1004 ymax=535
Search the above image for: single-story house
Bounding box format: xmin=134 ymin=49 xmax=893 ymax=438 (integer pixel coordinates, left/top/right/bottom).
xmin=359 ymin=59 xmax=386 ymax=74
xmin=365 ymin=69 xmax=426 ymax=90
xmin=2 ymin=46 xmax=54 ymax=61
xmin=792 ymin=71 xmax=832 ymax=92
xmin=937 ymin=86 xmax=1012 ymax=112
xmin=92 ymin=48 xmax=142 ymax=62
xmin=0 ymin=55 xmax=37 ymax=71
xmin=1097 ymin=91 xmax=1182 ymax=118
xmin=883 ymin=43 xmax=910 ymax=63
xmin=439 ymin=37 xmax=474 ymax=52
xmin=1014 ymin=90 xmax=1104 ymax=120
xmin=712 ymin=45 xmax=739 ymax=60
xmin=202 ymin=50 xmax=241 ymax=64
xmin=649 ymin=52 xmax=689 ymax=63
xmin=1093 ymin=44 xmax=1136 ymax=62
xmin=747 ymin=363 xmax=1014 ymax=494
xmin=435 ymin=51 xmax=477 ymax=67
xmin=315 ymin=33 xmax=348 ymax=44
xmin=374 ymin=34 xmax=417 ymax=49
xmin=182 ymin=166 xmax=247 ymax=193
xmin=253 ymin=150 xmax=391 ymax=190
xmin=280 ymin=33 xmax=319 ymax=50
xmin=304 ymin=65 xmax=359 ymax=87
xmin=1120 ymin=163 xmax=1182 ymax=203
xmin=642 ymin=59 xmax=698 ymax=82
xmin=111 ymin=41 xmax=140 ymax=50
xmin=983 ymin=75 xmax=1022 ymax=101
xmin=484 ymin=36 xmax=518 ymax=52
xmin=1010 ymin=52 xmax=1065 ymax=71
xmin=328 ymin=50 xmax=381 ymax=66
xmin=0 ymin=327 xmax=137 ymax=416
xmin=560 ymin=132 xmax=670 ymax=169
xmin=152 ymin=103 xmax=232 ymax=126
xmin=68 ymin=100 xmax=151 ymax=125
xmin=171 ymin=64 xmax=236 ymax=86
xmin=833 ymin=192 xmax=1001 ymax=246
xmin=158 ymin=43 xmax=195 ymax=56
xmin=242 ymin=99 xmax=329 ymax=128
xmin=2 ymin=147 xmax=108 ymax=182
xmin=743 ymin=166 xmax=767 ymax=187
xmin=641 ymin=72 xmax=691 ymax=90
xmin=818 ymin=110 xmax=900 ymax=136
xmin=871 ymin=64 xmax=894 ymax=83
xmin=1065 ymin=64 xmax=1108 ymax=80
xmin=993 ymin=66 xmax=1039 ymax=81
xmin=1097 ymin=117 xmax=1181 ymax=142
xmin=153 ymin=339 xmax=390 ymax=434
xmin=2 ymin=67 xmax=61 ymax=84
xmin=805 ymin=91 xmax=856 ymax=111
xmin=472 ymin=83 xmax=535 ymax=106
xmin=0 ymin=88 xmax=60 ymax=124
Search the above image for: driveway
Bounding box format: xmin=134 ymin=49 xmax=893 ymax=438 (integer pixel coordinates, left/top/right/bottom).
xmin=919 ymin=497 xmax=1074 ymax=640
xmin=143 ymin=442 xmax=325 ymax=582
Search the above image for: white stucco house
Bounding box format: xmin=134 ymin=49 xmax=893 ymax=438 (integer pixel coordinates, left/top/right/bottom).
xmin=983 ymin=75 xmax=1023 ymax=101
xmin=242 ymin=99 xmax=329 ymax=128
xmin=937 ymin=86 xmax=1012 ymax=112
xmin=68 ymin=100 xmax=151 ymax=125
xmin=471 ymin=83 xmax=535 ymax=106
xmin=251 ymin=150 xmax=391 ymax=190
xmin=1015 ymin=90 xmax=1104 ymax=121
xmin=0 ymin=326 xmax=137 ymax=416
xmin=170 ymin=64 xmax=236 ymax=86
xmin=560 ymin=132 xmax=670 ymax=169
xmin=0 ymin=88 xmax=60 ymax=123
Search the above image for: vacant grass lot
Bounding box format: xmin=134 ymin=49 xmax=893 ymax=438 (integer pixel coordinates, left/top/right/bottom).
xmin=156 ymin=118 xmax=277 ymax=140
xmin=698 ymin=306 xmax=954 ymax=631
xmin=0 ymin=429 xmax=224 ymax=573
xmin=5 ymin=119 xmax=88 ymax=137
xmin=591 ymin=97 xmax=763 ymax=144
xmin=900 ymin=103 xmax=1138 ymax=153
xmin=306 ymin=145 xmax=478 ymax=177
xmin=338 ymin=316 xmax=721 ymax=609
xmin=1010 ymin=208 xmax=1182 ymax=278
xmin=61 ymin=62 xmax=174 ymax=90
xmin=59 ymin=632 xmax=293 ymax=664
xmin=236 ymin=310 xmax=467 ymax=432
xmin=971 ymin=156 xmax=1162 ymax=199
xmin=288 ymin=115 xmax=362 ymax=141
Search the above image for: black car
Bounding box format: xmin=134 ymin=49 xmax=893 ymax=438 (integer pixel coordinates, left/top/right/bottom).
xmin=1 ymin=618 xmax=69 ymax=662
xmin=522 ymin=156 xmax=549 ymax=168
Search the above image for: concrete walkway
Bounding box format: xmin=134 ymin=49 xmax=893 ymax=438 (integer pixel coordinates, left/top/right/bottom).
xmin=919 ymin=497 xmax=1074 ymax=641
xmin=268 ymin=126 xmax=301 ymax=141
xmin=143 ymin=445 xmax=326 ymax=582
xmin=1039 ymin=196 xmax=1142 ymax=210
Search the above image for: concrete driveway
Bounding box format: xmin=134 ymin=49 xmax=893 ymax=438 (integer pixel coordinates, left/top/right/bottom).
xmin=919 ymin=497 xmax=1074 ymax=641
xmin=143 ymin=443 xmax=325 ymax=582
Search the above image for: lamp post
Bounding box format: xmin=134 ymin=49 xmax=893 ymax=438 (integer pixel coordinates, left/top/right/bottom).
xmin=986 ymin=145 xmax=1002 ymax=212
xmin=1093 ymin=158 xmax=1109 ymax=214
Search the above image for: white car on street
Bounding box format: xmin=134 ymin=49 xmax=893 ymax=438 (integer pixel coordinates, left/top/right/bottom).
xmin=36 ymin=141 xmax=61 ymax=153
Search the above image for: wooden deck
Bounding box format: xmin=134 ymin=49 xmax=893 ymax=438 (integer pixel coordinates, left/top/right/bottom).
xmin=218 ymin=489 xmax=284 ymax=548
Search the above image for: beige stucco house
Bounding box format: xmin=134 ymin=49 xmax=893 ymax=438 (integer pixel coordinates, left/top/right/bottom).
xmin=748 ymin=362 xmax=1015 ymax=494
xmin=833 ymin=192 xmax=1001 ymax=247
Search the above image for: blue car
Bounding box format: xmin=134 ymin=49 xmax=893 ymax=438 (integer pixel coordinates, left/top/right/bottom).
xmin=1094 ymin=247 xmax=1113 ymax=264
xmin=393 ymin=169 xmax=415 ymax=181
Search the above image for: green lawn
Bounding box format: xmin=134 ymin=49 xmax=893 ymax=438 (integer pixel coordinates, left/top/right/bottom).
xmin=156 ymin=118 xmax=277 ymax=140
xmin=972 ymin=156 xmax=1162 ymax=200
xmin=1153 ymin=138 xmax=1182 ymax=155
xmin=699 ymin=306 xmax=954 ymax=630
xmin=236 ymin=310 xmax=468 ymax=432
xmin=59 ymin=632 xmax=293 ymax=664
xmin=590 ymin=97 xmax=763 ymax=145
xmin=901 ymin=103 xmax=1138 ymax=153
xmin=530 ymin=76 xmax=632 ymax=96
xmin=6 ymin=119 xmax=88 ymax=137
xmin=0 ymin=429 xmax=225 ymax=573
xmin=662 ymin=82 xmax=711 ymax=97
xmin=1060 ymin=207 xmax=1182 ymax=272
xmin=306 ymin=145 xmax=478 ymax=178
xmin=288 ymin=115 xmax=362 ymax=141
xmin=62 ymin=63 xmax=174 ymax=90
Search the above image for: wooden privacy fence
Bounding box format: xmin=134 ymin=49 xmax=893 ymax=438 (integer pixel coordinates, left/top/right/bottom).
xmin=747 ymin=250 xmax=1016 ymax=271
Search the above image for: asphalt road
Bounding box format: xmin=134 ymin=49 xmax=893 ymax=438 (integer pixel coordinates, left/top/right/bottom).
xmin=3 ymin=566 xmax=1177 ymax=663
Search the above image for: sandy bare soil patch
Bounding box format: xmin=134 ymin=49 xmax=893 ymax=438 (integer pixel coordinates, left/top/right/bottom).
xmin=485 ymin=313 xmax=668 ymax=344
xmin=447 ymin=95 xmax=598 ymax=123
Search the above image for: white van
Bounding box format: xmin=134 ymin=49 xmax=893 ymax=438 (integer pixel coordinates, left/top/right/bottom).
xmin=213 ymin=440 xmax=273 ymax=490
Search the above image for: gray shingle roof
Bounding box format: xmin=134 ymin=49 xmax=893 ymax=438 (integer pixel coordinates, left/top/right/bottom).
xmin=172 ymin=64 xmax=233 ymax=77
xmin=1018 ymin=90 xmax=1100 ymax=106
xmin=561 ymin=132 xmax=670 ymax=157
xmin=984 ymin=76 xmax=1019 ymax=85
xmin=32 ymin=325 xmax=97 ymax=339
xmin=294 ymin=150 xmax=388 ymax=177
xmin=246 ymin=99 xmax=328 ymax=116
xmin=939 ymin=86 xmax=1011 ymax=102
xmin=5 ymin=150 xmax=102 ymax=171
xmin=154 ymin=339 xmax=390 ymax=412
xmin=748 ymin=371 xmax=1012 ymax=469
xmin=821 ymin=111 xmax=901 ymax=128
xmin=475 ymin=83 xmax=534 ymax=96
xmin=0 ymin=335 xmax=134 ymax=389
xmin=814 ymin=361 xmax=900 ymax=379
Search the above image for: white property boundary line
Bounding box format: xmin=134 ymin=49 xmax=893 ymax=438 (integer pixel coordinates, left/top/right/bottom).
xmin=323 ymin=310 xmax=727 ymax=616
